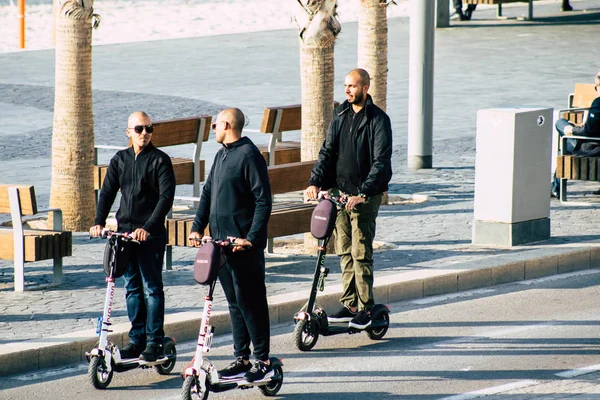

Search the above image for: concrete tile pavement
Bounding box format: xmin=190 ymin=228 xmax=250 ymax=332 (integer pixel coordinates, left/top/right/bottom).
xmin=3 ymin=0 xmax=600 ymax=381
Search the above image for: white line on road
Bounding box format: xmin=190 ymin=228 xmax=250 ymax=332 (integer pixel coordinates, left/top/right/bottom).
xmin=555 ymin=363 xmax=600 ymax=378
xmin=437 ymin=380 xmax=541 ymax=400
xmin=411 ymin=289 xmax=496 ymax=305
xmin=516 ymin=269 xmax=600 ymax=286
xmin=12 ymin=364 xmax=88 ymax=381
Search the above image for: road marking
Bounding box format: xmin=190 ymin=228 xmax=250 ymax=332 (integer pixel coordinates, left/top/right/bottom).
xmin=12 ymin=364 xmax=87 ymax=381
xmin=411 ymin=289 xmax=496 ymax=305
xmin=516 ymin=269 xmax=600 ymax=286
xmin=438 ymin=380 xmax=541 ymax=399
xmin=555 ymin=363 xmax=600 ymax=378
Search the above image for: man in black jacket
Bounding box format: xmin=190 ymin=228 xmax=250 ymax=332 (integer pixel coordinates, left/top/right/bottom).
xmin=552 ymin=71 xmax=600 ymax=197
xmin=305 ymin=68 xmax=393 ymax=330
xmin=90 ymin=111 xmax=176 ymax=362
xmin=188 ymin=108 xmax=273 ymax=382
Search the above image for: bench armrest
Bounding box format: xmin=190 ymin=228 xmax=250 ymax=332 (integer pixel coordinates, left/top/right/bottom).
xmin=35 ymin=208 xmax=63 ymax=231
xmin=174 ymin=195 xmax=201 ymax=202
xmin=558 ymin=107 xmax=590 ymax=114
xmin=95 ymin=144 xmax=128 ymax=151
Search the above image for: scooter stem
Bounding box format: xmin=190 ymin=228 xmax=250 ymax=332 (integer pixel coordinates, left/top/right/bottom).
xmin=193 ymin=280 xmax=216 ymax=372
xmin=99 ymin=278 xmax=115 ymax=349
xmin=306 ymin=237 xmax=329 ymax=314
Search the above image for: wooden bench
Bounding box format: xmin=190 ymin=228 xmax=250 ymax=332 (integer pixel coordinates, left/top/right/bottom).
xmin=164 ymin=161 xmax=316 ymax=268
xmin=94 ymin=116 xmax=212 ymax=199
xmin=0 ymin=185 xmax=72 ymax=291
xmin=554 ymin=83 xmax=599 ymax=201
xmin=250 ymin=102 xmax=338 ymax=166
xmin=464 ymin=0 xmax=537 ymax=20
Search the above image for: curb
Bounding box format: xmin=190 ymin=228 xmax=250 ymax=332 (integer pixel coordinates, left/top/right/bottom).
xmin=1 ymin=243 xmax=599 ymax=377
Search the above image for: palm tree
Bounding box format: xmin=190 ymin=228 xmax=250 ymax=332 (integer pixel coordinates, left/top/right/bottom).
xmin=293 ymin=0 xmax=341 ymax=252
xmin=358 ymin=0 xmax=390 ymax=112
xmin=293 ymin=0 xmax=341 ymax=162
xmin=50 ymin=0 xmax=98 ymax=231
xmin=358 ymin=0 xmax=392 ymax=204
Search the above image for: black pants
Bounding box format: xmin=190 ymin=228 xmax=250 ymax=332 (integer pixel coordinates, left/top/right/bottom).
xmin=453 ymin=0 xmax=476 ymax=11
xmin=219 ymin=248 xmax=270 ymax=361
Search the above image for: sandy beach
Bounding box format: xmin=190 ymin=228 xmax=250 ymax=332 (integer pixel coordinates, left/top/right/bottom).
xmin=0 ymin=0 xmax=412 ymax=53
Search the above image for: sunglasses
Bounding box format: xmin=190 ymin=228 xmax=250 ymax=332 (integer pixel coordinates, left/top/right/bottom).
xmin=211 ymin=121 xmax=228 ymax=130
xmin=129 ymin=125 xmax=154 ymax=134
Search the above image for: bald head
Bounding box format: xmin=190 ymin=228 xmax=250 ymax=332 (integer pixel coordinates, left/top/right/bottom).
xmin=219 ymin=108 xmax=245 ymax=134
xmin=347 ymin=68 xmax=371 ymax=87
xmin=128 ymin=111 xmax=151 ymax=127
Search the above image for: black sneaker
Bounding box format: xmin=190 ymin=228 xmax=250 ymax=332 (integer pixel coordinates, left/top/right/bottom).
xmin=140 ymin=343 xmax=164 ymax=362
xmin=349 ymin=310 xmax=372 ymax=330
xmin=244 ymin=360 xmax=272 ymax=382
xmin=119 ymin=342 xmax=144 ymax=359
xmin=218 ymin=357 xmax=251 ymax=379
xmin=327 ymin=305 xmax=357 ymax=323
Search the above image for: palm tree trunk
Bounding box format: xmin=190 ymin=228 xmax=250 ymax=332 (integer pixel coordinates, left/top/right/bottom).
xmin=293 ymin=0 xmax=341 ymax=252
xmin=50 ymin=0 xmax=96 ymax=231
xmin=358 ymin=0 xmax=388 ymax=112
xmin=358 ymin=0 xmax=390 ymax=204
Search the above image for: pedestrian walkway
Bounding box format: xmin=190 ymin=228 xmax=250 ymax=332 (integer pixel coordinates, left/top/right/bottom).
xmin=2 ymin=0 xmax=600 ymax=380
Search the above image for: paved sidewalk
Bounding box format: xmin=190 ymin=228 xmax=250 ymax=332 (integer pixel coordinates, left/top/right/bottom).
xmin=2 ymin=0 xmax=600 ymax=380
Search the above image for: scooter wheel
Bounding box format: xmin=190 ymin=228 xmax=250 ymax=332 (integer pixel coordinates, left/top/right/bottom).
xmin=293 ymin=318 xmax=319 ymax=351
xmin=88 ymin=355 xmax=113 ymax=390
xmin=259 ymin=364 xmax=283 ymax=397
xmin=182 ymin=375 xmax=209 ymax=400
xmin=366 ymin=311 xmax=389 ymax=340
xmin=155 ymin=338 xmax=177 ymax=375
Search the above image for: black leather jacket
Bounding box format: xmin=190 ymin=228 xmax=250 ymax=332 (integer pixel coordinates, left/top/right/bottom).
xmin=309 ymin=95 xmax=393 ymax=196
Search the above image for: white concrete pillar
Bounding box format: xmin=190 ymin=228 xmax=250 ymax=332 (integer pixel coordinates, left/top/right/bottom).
xmin=472 ymin=107 xmax=554 ymax=246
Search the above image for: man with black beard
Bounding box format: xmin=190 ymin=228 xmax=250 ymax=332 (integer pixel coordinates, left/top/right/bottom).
xmin=305 ymin=68 xmax=393 ymax=330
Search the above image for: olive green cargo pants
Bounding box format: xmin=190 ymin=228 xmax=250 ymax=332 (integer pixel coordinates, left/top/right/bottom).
xmin=334 ymin=193 xmax=382 ymax=311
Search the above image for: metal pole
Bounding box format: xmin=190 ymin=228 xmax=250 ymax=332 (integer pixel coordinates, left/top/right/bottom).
xmin=18 ymin=0 xmax=25 ymax=49
xmin=436 ymin=0 xmax=449 ymax=28
xmin=408 ymin=0 xmax=435 ymax=170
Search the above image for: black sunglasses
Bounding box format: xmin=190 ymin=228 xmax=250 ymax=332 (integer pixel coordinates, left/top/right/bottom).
xmin=130 ymin=125 xmax=154 ymax=134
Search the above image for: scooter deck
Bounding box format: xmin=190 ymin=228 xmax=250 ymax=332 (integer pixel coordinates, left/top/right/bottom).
xmin=321 ymin=318 xmax=388 ymax=336
xmin=119 ymin=354 xmax=174 ymax=366
xmin=215 ymin=370 xmax=280 ymax=388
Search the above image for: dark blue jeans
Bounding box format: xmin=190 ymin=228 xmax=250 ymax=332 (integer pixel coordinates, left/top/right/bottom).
xmin=122 ymin=234 xmax=166 ymax=346
xmin=218 ymin=248 xmax=270 ymax=362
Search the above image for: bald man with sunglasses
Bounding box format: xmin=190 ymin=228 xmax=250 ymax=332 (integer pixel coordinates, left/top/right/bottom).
xmin=90 ymin=111 xmax=176 ymax=362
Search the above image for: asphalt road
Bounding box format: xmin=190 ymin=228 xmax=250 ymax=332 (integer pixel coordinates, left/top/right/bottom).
xmin=3 ymin=269 xmax=600 ymax=399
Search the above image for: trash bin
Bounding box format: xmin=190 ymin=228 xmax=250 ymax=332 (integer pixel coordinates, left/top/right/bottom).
xmin=472 ymin=107 xmax=553 ymax=246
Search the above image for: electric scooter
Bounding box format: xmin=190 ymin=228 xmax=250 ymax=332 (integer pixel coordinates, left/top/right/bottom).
xmin=293 ymin=194 xmax=390 ymax=351
xmin=86 ymin=230 xmax=177 ymax=389
xmin=181 ymin=237 xmax=284 ymax=400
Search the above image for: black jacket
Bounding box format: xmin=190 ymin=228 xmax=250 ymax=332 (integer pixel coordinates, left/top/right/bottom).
xmin=309 ymin=95 xmax=393 ymax=196
xmin=95 ymin=143 xmax=176 ymax=235
xmin=573 ymin=96 xmax=600 ymax=156
xmin=191 ymin=136 xmax=272 ymax=249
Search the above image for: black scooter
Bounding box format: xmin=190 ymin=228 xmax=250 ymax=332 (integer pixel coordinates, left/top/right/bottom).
xmin=293 ymin=195 xmax=390 ymax=351
xmin=86 ymin=230 xmax=177 ymax=389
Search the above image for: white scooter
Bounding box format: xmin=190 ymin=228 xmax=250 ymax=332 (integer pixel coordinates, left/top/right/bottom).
xmin=181 ymin=237 xmax=283 ymax=400
xmin=86 ymin=230 xmax=177 ymax=389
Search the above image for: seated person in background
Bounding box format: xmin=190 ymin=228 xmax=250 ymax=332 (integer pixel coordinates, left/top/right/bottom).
xmin=562 ymin=0 xmax=573 ymax=11
xmin=552 ymin=71 xmax=600 ymax=197
xmin=451 ymin=0 xmax=477 ymax=21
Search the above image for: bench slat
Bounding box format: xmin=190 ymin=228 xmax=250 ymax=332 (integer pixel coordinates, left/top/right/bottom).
xmin=268 ymin=161 xmax=314 ymax=195
xmin=258 ymin=142 xmax=301 ymax=166
xmin=0 ymin=229 xmax=70 ymax=261
xmin=0 ymin=185 xmax=37 ymax=215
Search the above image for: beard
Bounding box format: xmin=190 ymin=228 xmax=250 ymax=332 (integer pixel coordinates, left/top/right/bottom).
xmin=348 ymin=91 xmax=365 ymax=105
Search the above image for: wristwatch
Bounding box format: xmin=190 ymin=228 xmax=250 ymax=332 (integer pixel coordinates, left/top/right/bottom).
xmin=358 ymin=193 xmax=367 ymax=199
